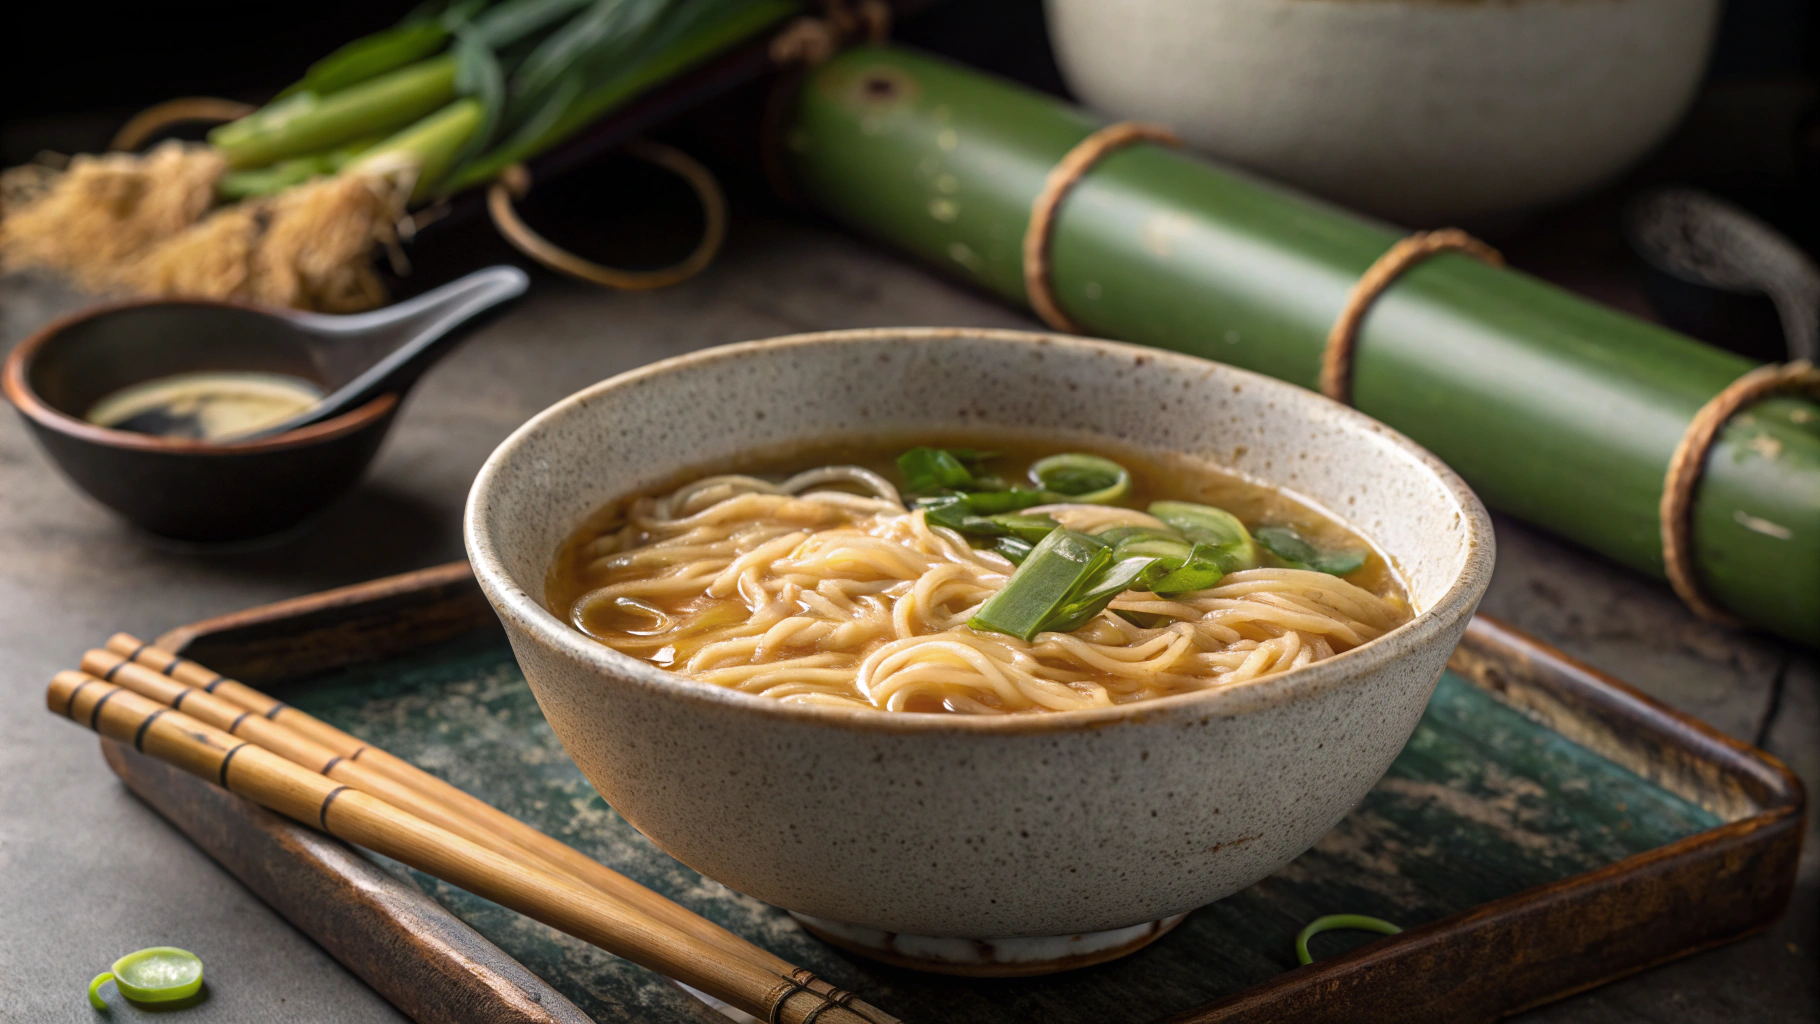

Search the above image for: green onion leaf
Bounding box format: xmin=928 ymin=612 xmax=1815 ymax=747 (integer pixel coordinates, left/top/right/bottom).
xmin=1149 ymin=501 xmax=1259 ymax=572
xmin=1256 ymin=526 xmax=1367 ymax=577
xmin=448 ymin=27 xmax=507 ymax=174
xmin=993 ymin=536 xmax=1035 ymax=565
xmin=962 ymin=488 xmax=1049 ymax=514
xmin=921 ymin=497 xmax=1001 ymax=536
xmin=987 ymin=513 xmax=1060 ymax=542
xmin=1044 ymin=556 xmax=1157 ymax=633
xmin=1142 ymin=542 xmax=1226 ymax=594
xmin=277 ymin=19 xmax=454 ymax=100
xmin=1311 ymin=549 xmax=1368 ymax=576
xmin=212 ymin=57 xmax=461 ymax=170
xmin=898 ymin=446 xmax=975 ymax=494
xmin=969 ymin=529 xmax=1110 ymax=641
xmin=1113 ymin=536 xmax=1194 ymax=563
xmin=472 ymin=0 xmax=599 ymax=48
xmin=1029 ymin=453 xmax=1131 ymax=505
xmin=1255 ymin=526 xmax=1317 ymax=564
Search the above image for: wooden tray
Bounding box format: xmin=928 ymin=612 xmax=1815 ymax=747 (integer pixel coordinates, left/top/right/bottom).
xmin=106 ymin=562 xmax=1804 ymax=1024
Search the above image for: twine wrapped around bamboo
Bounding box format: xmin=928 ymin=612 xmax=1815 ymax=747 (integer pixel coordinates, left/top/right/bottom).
xmin=784 ymin=45 xmax=1820 ymax=645
xmin=62 ymin=637 xmax=902 ymax=1024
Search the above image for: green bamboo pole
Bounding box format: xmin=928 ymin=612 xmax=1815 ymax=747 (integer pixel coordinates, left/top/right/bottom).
xmin=784 ymin=46 xmax=1820 ymax=645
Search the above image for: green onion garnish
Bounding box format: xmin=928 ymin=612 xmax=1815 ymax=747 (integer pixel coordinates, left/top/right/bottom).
xmin=1044 ymin=556 xmax=1158 ymax=633
xmin=1112 ymin=535 xmax=1194 ymax=563
xmin=1294 ymin=914 xmax=1403 ymax=965
xmin=1141 ymin=542 xmax=1226 ymax=594
xmin=993 ymin=536 xmax=1035 ymax=565
xmin=989 ymin=513 xmax=1062 ymax=542
xmin=963 ymin=489 xmax=1050 ymax=514
xmin=1148 ymin=501 xmax=1260 ymax=572
xmin=1256 ymin=526 xmax=1367 ymax=576
xmin=1029 ymin=453 xmax=1132 ymax=505
xmin=969 ymin=529 xmax=1111 ymax=641
xmin=898 ymin=446 xmax=977 ymax=494
xmin=88 ymin=947 xmax=205 ymax=1010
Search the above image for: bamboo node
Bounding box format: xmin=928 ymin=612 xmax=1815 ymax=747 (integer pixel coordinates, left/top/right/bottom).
xmin=1022 ymin=122 xmax=1181 ymax=335
xmin=1320 ymin=229 xmax=1502 ymax=406
xmin=1660 ymin=359 xmax=1820 ymax=625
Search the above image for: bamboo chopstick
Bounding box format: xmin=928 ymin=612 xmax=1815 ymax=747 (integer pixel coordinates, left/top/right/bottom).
xmin=50 ymin=671 xmax=893 ymax=1024
xmin=100 ymin=634 xmax=816 ymax=988
xmin=80 ymin=650 xmax=592 ymax=891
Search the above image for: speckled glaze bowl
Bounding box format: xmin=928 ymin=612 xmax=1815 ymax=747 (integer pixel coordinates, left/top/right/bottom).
xmin=465 ymin=328 xmax=1493 ymax=973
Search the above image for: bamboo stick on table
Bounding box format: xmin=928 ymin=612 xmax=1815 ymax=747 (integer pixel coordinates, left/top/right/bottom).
xmin=100 ymin=634 xmax=833 ymax=997
xmin=49 ymin=671 xmax=894 ymax=1024
xmin=81 ymin=650 xmax=596 ymax=892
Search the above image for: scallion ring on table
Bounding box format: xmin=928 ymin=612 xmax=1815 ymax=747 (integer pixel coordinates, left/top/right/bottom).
xmin=1294 ymin=914 xmax=1403 ymax=966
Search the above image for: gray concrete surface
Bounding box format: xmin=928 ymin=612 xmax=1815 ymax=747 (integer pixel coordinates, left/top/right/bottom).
xmin=1 ymin=213 xmax=1813 ymax=1023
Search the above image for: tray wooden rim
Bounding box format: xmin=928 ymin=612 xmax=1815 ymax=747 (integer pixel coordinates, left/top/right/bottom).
xmin=155 ymin=561 xmax=1807 ymax=1024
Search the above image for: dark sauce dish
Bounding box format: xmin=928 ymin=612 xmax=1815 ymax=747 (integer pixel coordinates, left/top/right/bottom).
xmin=4 ymin=269 xmax=525 ymax=542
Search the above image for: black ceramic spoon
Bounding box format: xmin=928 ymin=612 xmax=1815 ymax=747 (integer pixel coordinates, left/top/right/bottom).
xmin=236 ymin=264 xmax=530 ymax=438
xmin=1625 ymin=187 xmax=1820 ymax=363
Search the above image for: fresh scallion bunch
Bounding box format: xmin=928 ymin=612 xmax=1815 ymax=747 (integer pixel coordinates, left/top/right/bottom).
xmin=893 ymin=447 xmax=1368 ymax=640
xmin=209 ymin=0 xmax=797 ymax=201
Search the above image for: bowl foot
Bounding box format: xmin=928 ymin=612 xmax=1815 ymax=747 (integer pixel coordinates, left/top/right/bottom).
xmin=789 ymin=911 xmax=1190 ymax=976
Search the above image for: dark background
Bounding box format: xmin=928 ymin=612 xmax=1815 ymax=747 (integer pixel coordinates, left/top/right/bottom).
xmin=5 ymin=0 xmax=1820 ymax=356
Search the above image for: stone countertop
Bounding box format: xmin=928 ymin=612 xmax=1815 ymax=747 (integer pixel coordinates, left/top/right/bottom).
xmin=1 ymin=212 xmax=1813 ymax=1024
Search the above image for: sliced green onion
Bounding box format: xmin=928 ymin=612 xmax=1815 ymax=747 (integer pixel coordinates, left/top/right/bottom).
xmin=898 ymin=446 xmax=976 ymax=494
xmin=1092 ymin=524 xmax=1184 ymax=545
xmin=1295 ymin=914 xmax=1402 ymax=965
xmin=1029 ymin=453 xmax=1131 ymax=505
xmin=993 ymin=536 xmax=1034 ymax=565
xmin=1113 ymin=536 xmax=1194 ymax=563
xmin=1149 ymin=501 xmax=1259 ymax=572
xmin=920 ymin=497 xmax=998 ymax=535
xmin=969 ymin=529 xmax=1110 ymax=641
xmin=88 ymin=947 xmax=204 ymax=1009
xmin=963 ymin=489 xmax=1049 ymax=514
xmin=1256 ymin=526 xmax=1367 ymax=577
xmin=1142 ymin=542 xmax=1226 ymax=594
xmin=1044 ymin=556 xmax=1157 ymax=633
xmin=988 ymin=513 xmax=1060 ymax=542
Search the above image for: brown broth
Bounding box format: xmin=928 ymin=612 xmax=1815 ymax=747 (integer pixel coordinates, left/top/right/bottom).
xmin=548 ymin=431 xmax=1406 ymax=621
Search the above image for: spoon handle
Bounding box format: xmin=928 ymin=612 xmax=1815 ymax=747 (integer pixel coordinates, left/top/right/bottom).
xmin=320 ymin=265 xmax=531 ymax=415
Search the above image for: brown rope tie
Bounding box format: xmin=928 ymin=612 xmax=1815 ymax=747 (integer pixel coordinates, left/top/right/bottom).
xmin=1320 ymin=228 xmax=1503 ymax=405
xmin=1023 ymin=122 xmax=1181 ymax=334
xmin=1660 ymin=359 xmax=1820 ymax=623
xmin=769 ymin=0 xmax=889 ymax=66
xmin=109 ymin=97 xmax=256 ymax=152
xmin=486 ymin=139 xmax=727 ymax=291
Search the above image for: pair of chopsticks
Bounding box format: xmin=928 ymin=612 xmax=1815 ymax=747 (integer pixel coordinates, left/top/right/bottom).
xmin=49 ymin=634 xmax=898 ymax=1024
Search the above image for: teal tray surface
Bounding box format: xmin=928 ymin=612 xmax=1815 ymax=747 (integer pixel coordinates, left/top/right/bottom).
xmin=277 ymin=633 xmax=1720 ymax=1024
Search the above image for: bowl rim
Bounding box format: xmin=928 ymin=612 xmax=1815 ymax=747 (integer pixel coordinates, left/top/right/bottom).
xmin=465 ymin=327 xmax=1495 ymax=736
xmin=2 ymin=296 xmax=398 ymax=453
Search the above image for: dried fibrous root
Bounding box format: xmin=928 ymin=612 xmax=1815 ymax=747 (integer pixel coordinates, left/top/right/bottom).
xmin=1 ymin=142 xmax=401 ymax=312
xmin=0 ymin=142 xmax=225 ymax=290
xmin=131 ymin=173 xmax=400 ymax=312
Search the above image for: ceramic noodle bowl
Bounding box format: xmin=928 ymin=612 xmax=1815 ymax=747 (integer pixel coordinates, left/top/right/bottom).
xmin=1045 ymin=0 xmax=1719 ymax=224
xmin=465 ymin=328 xmax=1493 ymax=974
